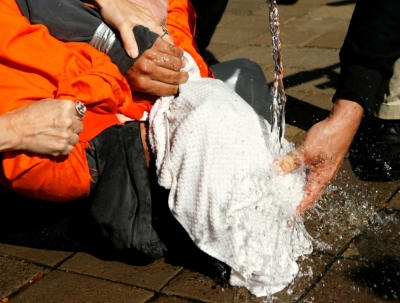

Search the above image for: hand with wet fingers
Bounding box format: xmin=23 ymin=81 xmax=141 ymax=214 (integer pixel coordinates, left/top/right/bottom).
xmin=274 ymin=99 xmax=364 ymax=214
xmin=125 ymin=37 xmax=188 ymax=96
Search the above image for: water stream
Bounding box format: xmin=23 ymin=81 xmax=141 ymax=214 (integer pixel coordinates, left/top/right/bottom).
xmin=264 ymin=1 xmax=398 ymax=301
xmin=268 ymin=0 xmax=286 ymax=157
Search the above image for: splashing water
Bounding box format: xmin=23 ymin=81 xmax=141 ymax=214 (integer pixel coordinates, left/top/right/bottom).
xmin=268 ymin=0 xmax=286 ymax=157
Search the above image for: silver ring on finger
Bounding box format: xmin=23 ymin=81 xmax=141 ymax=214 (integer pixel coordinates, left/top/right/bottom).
xmin=75 ymin=100 xmax=87 ymax=119
xmin=161 ymin=25 xmax=169 ymax=38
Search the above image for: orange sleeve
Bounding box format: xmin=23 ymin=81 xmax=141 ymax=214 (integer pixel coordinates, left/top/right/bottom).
xmin=166 ymin=0 xmax=214 ymax=78
xmin=0 ymin=0 xmax=152 ymax=201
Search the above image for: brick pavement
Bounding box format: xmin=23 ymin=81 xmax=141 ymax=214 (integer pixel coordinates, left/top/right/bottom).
xmin=1 ymin=0 xmax=400 ymax=302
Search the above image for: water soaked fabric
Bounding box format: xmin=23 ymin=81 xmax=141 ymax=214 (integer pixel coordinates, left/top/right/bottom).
xmin=149 ymin=53 xmax=313 ymax=297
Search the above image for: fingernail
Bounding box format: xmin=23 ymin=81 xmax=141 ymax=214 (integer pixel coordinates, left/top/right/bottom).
xmin=127 ymin=48 xmax=138 ymax=58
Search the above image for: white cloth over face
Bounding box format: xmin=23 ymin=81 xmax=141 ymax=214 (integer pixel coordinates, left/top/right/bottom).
xmin=149 ymin=53 xmax=313 ymax=297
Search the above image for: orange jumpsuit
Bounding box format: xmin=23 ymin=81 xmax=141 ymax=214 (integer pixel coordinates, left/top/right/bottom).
xmin=0 ymin=0 xmax=210 ymax=201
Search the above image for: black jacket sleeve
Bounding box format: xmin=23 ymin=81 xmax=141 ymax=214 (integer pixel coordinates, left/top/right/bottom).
xmin=333 ymin=0 xmax=400 ymax=111
xmin=15 ymin=0 xmax=157 ymax=75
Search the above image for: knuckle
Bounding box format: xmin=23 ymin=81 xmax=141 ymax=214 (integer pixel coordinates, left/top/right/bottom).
xmin=61 ymin=117 xmax=74 ymax=128
xmin=170 ymin=58 xmax=182 ymax=71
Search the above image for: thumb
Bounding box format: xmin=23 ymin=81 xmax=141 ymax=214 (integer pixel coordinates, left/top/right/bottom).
xmin=119 ymin=24 xmax=139 ymax=58
xmin=273 ymin=150 xmax=303 ymax=175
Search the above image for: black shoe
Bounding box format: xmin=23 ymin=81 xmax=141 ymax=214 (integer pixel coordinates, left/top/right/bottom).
xmin=350 ymin=121 xmax=400 ymax=181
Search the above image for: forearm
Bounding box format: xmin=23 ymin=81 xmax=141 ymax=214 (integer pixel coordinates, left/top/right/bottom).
xmin=0 ymin=114 xmax=20 ymax=152
xmin=16 ymin=0 xmax=135 ymax=74
xmin=329 ymin=98 xmax=364 ymax=141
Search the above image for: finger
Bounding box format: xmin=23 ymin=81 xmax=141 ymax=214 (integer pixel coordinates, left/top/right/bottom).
xmin=59 ymin=144 xmax=74 ymax=156
xmin=120 ymin=24 xmax=139 ymax=58
xmin=145 ymin=80 xmax=179 ymax=96
xmin=156 ymin=54 xmax=185 ymax=72
xmin=133 ymin=64 xmax=188 ymax=89
xmin=151 ymin=66 xmax=188 ymax=85
xmin=154 ymin=38 xmax=184 ymax=58
xmin=70 ymin=120 xmax=83 ymax=134
xmin=296 ymin=178 xmax=326 ymax=214
xmin=68 ymin=133 xmax=80 ymax=146
xmin=273 ymin=151 xmax=303 ymax=175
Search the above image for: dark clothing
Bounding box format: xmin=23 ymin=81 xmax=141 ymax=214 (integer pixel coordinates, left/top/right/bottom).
xmin=190 ymin=0 xmax=229 ymax=56
xmin=333 ymin=0 xmax=400 ymax=112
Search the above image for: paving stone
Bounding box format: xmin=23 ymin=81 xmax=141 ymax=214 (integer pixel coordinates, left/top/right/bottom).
xmin=385 ymin=189 xmax=400 ymax=210
xmin=285 ymin=93 xmax=331 ymax=132
xmin=162 ymin=269 xmax=236 ymax=303
xmin=305 ymin=29 xmax=348 ymax=50
xmin=221 ymin=15 xmax=271 ymax=31
xmin=300 ymin=259 xmax=399 ymax=303
xmin=206 ymin=43 xmax=238 ymax=62
xmin=270 ymin=2 xmax=327 ymax=24
xmin=217 ymin=13 xmax=242 ymax=27
xmin=301 ymin=93 xmax=335 ymax=111
xmin=283 ymin=48 xmax=340 ymax=70
xmin=59 ymin=252 xmax=182 ymax=292
xmin=10 ymin=270 xmax=154 ymax=303
xmin=210 ymin=28 xmax=269 ymax=47
xmin=151 ymin=295 xmax=193 ymax=303
xmin=302 ymin=159 xmax=394 ymax=255
xmin=219 ymin=45 xmax=290 ymax=67
xmin=224 ymin=1 xmax=262 ymax=16
xmin=0 ymin=256 xmax=44 ymax=299
xmin=272 ymin=253 xmax=334 ymax=303
xmin=352 ymin=212 xmax=400 ymax=264
xmin=284 ymin=125 xmax=306 ymax=147
xmin=281 ymin=18 xmax=346 ymax=47
xmin=246 ymin=32 xmax=273 ymax=47
xmin=306 ymin=3 xmax=356 ymax=20
xmin=0 ymin=243 xmax=73 ymax=267
xmin=264 ymin=65 xmax=340 ymax=96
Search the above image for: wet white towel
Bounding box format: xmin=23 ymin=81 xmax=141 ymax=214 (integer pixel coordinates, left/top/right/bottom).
xmin=149 ymin=53 xmax=312 ymax=297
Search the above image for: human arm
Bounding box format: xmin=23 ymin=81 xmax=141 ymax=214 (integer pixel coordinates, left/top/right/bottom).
xmin=16 ymin=0 xmax=187 ymax=96
xmin=274 ymin=99 xmax=364 ymax=213
xmin=274 ymin=0 xmax=400 ymax=213
xmin=333 ymin=0 xmax=400 ymax=111
xmin=0 ymin=100 xmax=83 ymax=156
xmin=87 ymin=0 xmax=172 ymax=57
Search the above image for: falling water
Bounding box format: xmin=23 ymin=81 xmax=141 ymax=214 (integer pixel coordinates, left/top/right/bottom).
xmin=268 ymin=0 xmax=286 ymax=157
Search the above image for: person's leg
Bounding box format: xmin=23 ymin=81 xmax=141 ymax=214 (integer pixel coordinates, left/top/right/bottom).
xmin=350 ymin=58 xmax=400 ymax=181
xmin=211 ymin=58 xmax=272 ymax=123
xmin=376 ymin=58 xmax=400 ymax=120
xmin=190 ymin=0 xmax=229 ymax=60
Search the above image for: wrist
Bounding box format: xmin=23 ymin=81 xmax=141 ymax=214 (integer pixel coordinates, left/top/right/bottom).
xmin=0 ymin=112 xmax=23 ymax=152
xmin=330 ymin=98 xmax=363 ymax=129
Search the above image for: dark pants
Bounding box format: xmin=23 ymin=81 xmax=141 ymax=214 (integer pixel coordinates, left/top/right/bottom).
xmin=190 ymin=0 xmax=229 ymax=56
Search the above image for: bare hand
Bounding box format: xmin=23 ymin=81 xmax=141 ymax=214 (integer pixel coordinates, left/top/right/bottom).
xmin=125 ymin=37 xmax=188 ymax=96
xmin=94 ymin=0 xmax=170 ymax=58
xmin=274 ymin=99 xmax=364 ymax=213
xmin=7 ymin=99 xmax=83 ymax=156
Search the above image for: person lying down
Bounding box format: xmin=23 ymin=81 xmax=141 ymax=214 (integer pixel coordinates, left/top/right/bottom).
xmin=149 ymin=52 xmax=313 ymax=297
xmin=12 ymin=0 xmax=312 ymax=296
